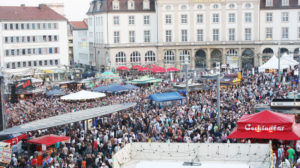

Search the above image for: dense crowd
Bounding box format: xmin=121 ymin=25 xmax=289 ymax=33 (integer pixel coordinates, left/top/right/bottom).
xmin=5 ymin=72 xmax=300 ymax=168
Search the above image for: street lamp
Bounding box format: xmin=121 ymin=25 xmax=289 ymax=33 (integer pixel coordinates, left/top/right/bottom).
xmin=278 ymin=42 xmax=281 ymax=85
xmin=185 ymin=57 xmax=189 ymax=105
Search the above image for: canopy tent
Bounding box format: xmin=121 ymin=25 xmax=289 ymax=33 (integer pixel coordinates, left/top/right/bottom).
xmin=96 ymin=71 xmax=120 ymax=79
xmin=127 ymin=76 xmax=162 ymax=84
xmin=227 ymin=110 xmax=300 ymax=140
xmin=61 ymin=90 xmax=106 ymax=101
xmin=45 ymin=89 xmax=66 ymax=97
xmin=117 ymin=66 xmax=130 ymax=71
xmin=27 ymin=135 xmax=70 ymax=147
xmin=123 ymin=84 xmax=139 ymax=90
xmin=93 ymin=84 xmax=135 ymax=93
xmin=259 ymin=55 xmax=298 ymax=72
xmin=148 ymin=92 xmax=184 ymax=102
xmin=167 ymin=67 xmax=180 ymax=72
xmin=93 ymin=85 xmax=109 ymax=92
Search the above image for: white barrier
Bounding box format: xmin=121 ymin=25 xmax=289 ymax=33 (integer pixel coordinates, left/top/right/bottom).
xmin=113 ymin=142 xmax=271 ymax=168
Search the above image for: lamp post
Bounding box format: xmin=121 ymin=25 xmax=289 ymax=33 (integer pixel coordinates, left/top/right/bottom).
xmin=278 ymin=42 xmax=281 ymax=85
xmin=185 ymin=57 xmax=189 ymax=105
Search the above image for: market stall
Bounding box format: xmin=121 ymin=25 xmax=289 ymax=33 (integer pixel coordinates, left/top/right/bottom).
xmin=127 ymin=76 xmax=162 ymax=85
xmin=45 ymin=89 xmax=66 ymax=97
xmin=60 ymin=90 xmax=106 ymax=101
xmin=148 ymin=92 xmax=184 ymax=108
xmin=227 ymin=110 xmax=300 ymax=140
xmin=220 ymin=74 xmax=241 ymax=89
xmin=259 ymin=55 xmax=298 ymax=73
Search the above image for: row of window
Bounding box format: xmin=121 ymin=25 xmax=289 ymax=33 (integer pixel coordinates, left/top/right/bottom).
xmin=3 ymin=23 xmax=58 ymax=31
xmin=5 ymin=47 xmax=59 ymax=57
xmin=115 ymin=51 xmax=156 ymax=64
xmin=165 ymin=28 xmax=252 ymax=42
xmin=6 ymin=59 xmax=60 ymax=69
xmin=4 ymin=35 xmax=59 ymax=44
xmin=113 ymin=15 xmax=150 ymax=25
xmin=165 ymin=3 xmax=252 ymax=11
xmin=264 ymin=27 xmax=298 ymax=40
xmin=111 ymin=0 xmax=150 ymax=10
xmin=113 ymin=30 xmax=151 ymax=43
xmin=265 ymin=0 xmax=298 ymax=7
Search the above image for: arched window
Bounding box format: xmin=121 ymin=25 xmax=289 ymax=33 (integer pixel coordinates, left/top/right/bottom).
xmin=145 ymin=51 xmax=156 ymax=63
xmin=115 ymin=52 xmax=126 ymax=65
xmin=197 ymin=4 xmax=203 ymax=9
xmin=181 ymin=5 xmax=187 ymax=10
xmin=229 ymin=3 xmax=235 ymax=9
xmin=180 ymin=50 xmax=190 ymax=64
xmin=130 ymin=51 xmax=141 ymax=63
xmin=164 ymin=50 xmax=175 ymax=64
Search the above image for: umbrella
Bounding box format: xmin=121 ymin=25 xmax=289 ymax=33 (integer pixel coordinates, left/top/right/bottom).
xmin=117 ymin=66 xmax=130 ymax=70
xmin=139 ymin=67 xmax=150 ymax=72
xmin=151 ymin=67 xmax=166 ymax=73
xmin=132 ymin=65 xmax=143 ymax=70
xmin=167 ymin=67 xmax=180 ymax=72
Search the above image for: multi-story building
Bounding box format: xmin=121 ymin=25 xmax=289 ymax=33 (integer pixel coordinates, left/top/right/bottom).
xmin=69 ymin=20 xmax=90 ymax=68
xmin=0 ymin=4 xmax=69 ymax=80
xmin=87 ymin=0 xmax=157 ymax=72
xmin=87 ymin=0 xmax=300 ymax=70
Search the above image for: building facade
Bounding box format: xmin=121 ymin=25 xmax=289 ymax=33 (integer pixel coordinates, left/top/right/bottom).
xmin=87 ymin=0 xmax=300 ymax=70
xmin=69 ymin=20 xmax=90 ymax=68
xmin=0 ymin=4 xmax=69 ymax=80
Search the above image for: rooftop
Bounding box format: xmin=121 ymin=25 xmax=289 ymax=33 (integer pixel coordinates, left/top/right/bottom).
xmin=0 ymin=4 xmax=67 ymax=21
xmin=70 ymin=21 xmax=88 ymax=30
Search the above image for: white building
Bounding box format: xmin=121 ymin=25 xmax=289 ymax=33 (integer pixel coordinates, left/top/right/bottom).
xmin=87 ymin=0 xmax=157 ymax=72
xmin=69 ymin=21 xmax=90 ymax=68
xmin=0 ymin=4 xmax=69 ymax=80
xmin=88 ymin=0 xmax=300 ymax=70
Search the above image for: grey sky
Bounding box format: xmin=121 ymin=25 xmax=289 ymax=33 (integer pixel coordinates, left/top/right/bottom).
xmin=0 ymin=0 xmax=90 ymax=21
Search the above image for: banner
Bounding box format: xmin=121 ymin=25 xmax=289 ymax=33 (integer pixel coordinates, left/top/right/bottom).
xmin=15 ymin=79 xmax=33 ymax=92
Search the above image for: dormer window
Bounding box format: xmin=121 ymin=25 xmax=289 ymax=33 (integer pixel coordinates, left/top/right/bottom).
xmin=143 ymin=0 xmax=150 ymax=10
xmin=282 ymin=0 xmax=289 ymax=6
xmin=128 ymin=0 xmax=135 ymax=10
xmin=266 ymin=0 xmax=273 ymax=6
xmin=213 ymin=4 xmax=219 ymax=9
xmin=113 ymin=0 xmax=119 ymax=10
xmin=88 ymin=2 xmax=94 ymax=12
xmin=96 ymin=1 xmax=102 ymax=11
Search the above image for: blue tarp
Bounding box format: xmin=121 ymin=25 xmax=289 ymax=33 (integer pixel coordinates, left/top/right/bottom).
xmin=46 ymin=89 xmax=66 ymax=96
xmin=123 ymin=84 xmax=139 ymax=90
xmin=93 ymin=84 xmax=130 ymax=93
xmin=148 ymin=92 xmax=184 ymax=102
xmin=93 ymin=85 xmax=109 ymax=92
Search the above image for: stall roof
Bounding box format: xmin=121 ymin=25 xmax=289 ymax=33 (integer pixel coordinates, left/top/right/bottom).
xmin=61 ymin=90 xmax=106 ymax=101
xmin=149 ymin=92 xmax=184 ymax=102
xmin=0 ymin=103 xmax=136 ymax=135
xmin=27 ymin=134 xmax=70 ymax=146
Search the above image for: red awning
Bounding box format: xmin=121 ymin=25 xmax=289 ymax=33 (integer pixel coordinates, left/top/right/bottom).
xmin=132 ymin=65 xmax=143 ymax=70
xmin=167 ymin=67 xmax=180 ymax=72
xmin=227 ymin=110 xmax=300 ymax=140
xmin=139 ymin=67 xmax=150 ymax=72
xmin=27 ymin=135 xmax=70 ymax=147
xmin=117 ymin=66 xmax=130 ymax=70
xmin=151 ymin=66 xmax=166 ymax=73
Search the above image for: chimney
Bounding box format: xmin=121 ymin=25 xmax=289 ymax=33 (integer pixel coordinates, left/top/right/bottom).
xmin=38 ymin=4 xmax=47 ymax=9
xmin=20 ymin=4 xmax=25 ymax=7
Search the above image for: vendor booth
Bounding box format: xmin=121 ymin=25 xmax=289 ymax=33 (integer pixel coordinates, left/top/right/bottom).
xmin=148 ymin=92 xmax=184 ymax=108
xmin=220 ymin=74 xmax=241 ymax=89
xmin=127 ymin=76 xmax=162 ymax=85
xmin=93 ymin=84 xmax=139 ymax=93
xmin=27 ymin=135 xmax=70 ymax=148
xmin=259 ymin=55 xmax=298 ymax=73
xmin=227 ymin=110 xmax=300 ymax=140
xmin=61 ymin=90 xmax=106 ymax=101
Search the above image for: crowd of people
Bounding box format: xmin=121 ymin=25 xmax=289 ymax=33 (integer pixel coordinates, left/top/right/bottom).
xmin=5 ymin=72 xmax=300 ymax=168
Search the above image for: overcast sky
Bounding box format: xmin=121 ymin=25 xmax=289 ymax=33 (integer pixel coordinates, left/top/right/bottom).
xmin=0 ymin=0 xmax=90 ymax=21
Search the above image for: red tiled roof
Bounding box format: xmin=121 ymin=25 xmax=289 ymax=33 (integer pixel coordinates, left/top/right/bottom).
xmin=0 ymin=5 xmax=67 ymax=21
xmin=70 ymin=21 xmax=88 ymax=30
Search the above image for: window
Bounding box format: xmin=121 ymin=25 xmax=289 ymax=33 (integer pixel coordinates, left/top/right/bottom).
xmin=16 ymin=49 xmax=20 ymax=55
xmin=181 ymin=15 xmax=188 ymax=24
xmin=266 ymin=13 xmax=273 ymax=22
xmin=129 ymin=16 xmax=135 ymax=25
xmin=181 ymin=29 xmax=188 ymax=42
xmin=22 ymin=49 xmax=26 ymax=55
xmin=4 ymin=24 xmax=7 ymax=30
xmin=180 ymin=50 xmax=190 ymax=64
xmin=282 ymin=27 xmax=289 ymax=39
xmin=266 ymin=27 xmax=273 ymax=39
xmin=144 ymin=30 xmax=150 ymax=42
xmin=22 ymin=36 xmax=25 ymax=43
xmin=39 ymin=61 xmax=43 ymax=66
xmin=44 ymin=60 xmax=48 ymax=66
xmin=143 ymin=0 xmax=150 ymax=9
xmin=11 ymin=50 xmax=14 ymax=56
xmin=10 ymin=24 xmax=13 ymax=30
xmin=197 ymin=14 xmax=203 ymax=24
xmin=144 ymin=15 xmax=150 ymax=25
xmin=32 ymin=23 xmax=35 ymax=30
xmin=213 ymin=4 xmax=219 ymax=9
xmin=17 ymin=62 xmax=21 ymax=68
xmin=27 ymin=49 xmax=31 ymax=55
xmin=282 ymin=0 xmax=289 ymax=6
xmin=245 ymin=13 xmax=252 ymax=22
xmin=228 ymin=28 xmax=235 ymax=41
xmin=27 ymin=36 xmax=31 ymax=42
xmin=113 ymin=0 xmax=120 ymax=10
xmin=54 ymin=36 xmax=58 ymax=41
xmin=15 ymin=37 xmax=19 ymax=43
xmin=298 ymin=27 xmax=300 ymax=38
xmin=33 ymin=61 xmax=37 ymax=66
xmin=37 ymin=23 xmax=41 ymax=29
xmin=4 ymin=37 xmax=8 ymax=43
xmin=298 ymin=12 xmax=300 ymax=22
xmin=282 ymin=12 xmax=289 ymax=22
xmin=113 ymin=16 xmax=119 ymax=25
xmin=55 ymin=60 xmax=59 ymax=65
xmin=48 ymin=35 xmax=52 ymax=42
xmin=32 ymin=49 xmax=36 ymax=54
xmin=26 ymin=24 xmax=30 ymax=30
xmin=32 ymin=36 xmax=36 ymax=42
xmin=38 ymin=48 xmax=42 ymax=54
xmin=10 ymin=37 xmax=14 ymax=43
xmin=28 ymin=61 xmax=32 ymax=67
xmin=145 ymin=51 xmax=156 ymax=63
xmin=23 ymin=62 xmax=26 ymax=67
xmin=53 ymin=23 xmax=57 ymax=29
xmin=197 ymin=29 xmax=203 ymax=41
xmin=266 ymin=0 xmax=273 ymax=6
xmin=15 ymin=24 xmax=19 ymax=30
xmin=49 ymin=48 xmax=53 ymax=54
xmin=5 ymin=50 xmax=9 ymax=56
xmin=245 ymin=28 xmax=252 ymax=40
xmin=48 ymin=23 xmax=51 ymax=29
xmin=116 ymin=52 xmax=126 ymax=65
xmin=21 ymin=24 xmax=24 ymax=30
xmin=128 ymin=0 xmax=135 ymax=10
xmin=54 ymin=48 xmax=58 ymax=54
xmin=213 ymin=29 xmax=219 ymax=41
xmin=6 ymin=63 xmax=10 ymax=69
xmin=43 ymin=23 xmax=46 ymax=29
xmin=166 ymin=30 xmax=172 ymax=42
xmin=228 ymin=13 xmax=235 ymax=23
xmin=43 ymin=35 xmax=47 ymax=42
xmin=129 ymin=31 xmax=135 ymax=43
xmin=164 ymin=50 xmax=175 ymax=64
xmin=212 ymin=13 xmax=219 ymax=23
xmin=130 ymin=51 xmax=141 ymax=63
xmin=12 ymin=63 xmax=15 ymax=69
xmin=245 ymin=3 xmax=251 ymax=8
xmin=165 ymin=15 xmax=172 ymax=24
xmin=114 ymin=31 xmax=120 ymax=43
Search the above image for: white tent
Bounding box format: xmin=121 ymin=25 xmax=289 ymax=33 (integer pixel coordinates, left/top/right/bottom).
xmin=61 ymin=90 xmax=106 ymax=101
xmin=259 ymin=55 xmax=298 ymax=72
